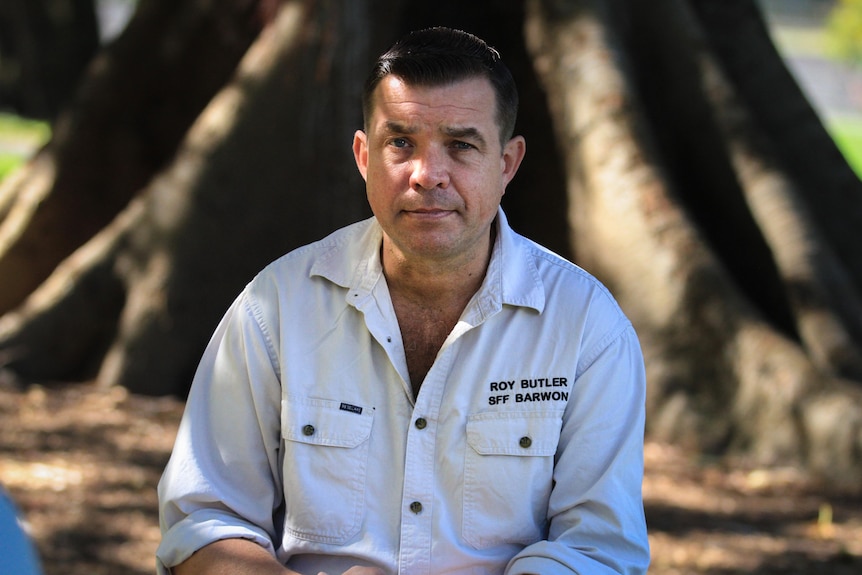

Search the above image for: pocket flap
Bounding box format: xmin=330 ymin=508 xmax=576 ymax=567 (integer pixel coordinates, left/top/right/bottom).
xmin=282 ymin=395 xmax=373 ymax=448
xmin=466 ymin=411 xmax=563 ymax=456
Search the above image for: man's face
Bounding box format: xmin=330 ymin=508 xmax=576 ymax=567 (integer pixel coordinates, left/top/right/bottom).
xmin=353 ymin=75 xmax=525 ymax=270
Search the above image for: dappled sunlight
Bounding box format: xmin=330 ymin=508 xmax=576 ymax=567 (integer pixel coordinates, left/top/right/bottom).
xmin=0 ymin=381 xmax=859 ymax=574
xmin=0 ymin=382 xmax=183 ymax=575
xmin=644 ymin=440 xmax=862 ymax=574
xmin=0 ymin=459 xmax=84 ymax=492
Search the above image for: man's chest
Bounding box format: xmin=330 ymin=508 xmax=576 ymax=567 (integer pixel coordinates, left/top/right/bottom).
xmin=394 ymin=302 xmax=460 ymax=395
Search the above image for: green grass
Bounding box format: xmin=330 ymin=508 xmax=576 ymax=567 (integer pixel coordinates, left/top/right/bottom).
xmin=827 ymin=115 xmax=862 ymax=178
xmin=768 ymin=25 xmax=831 ymax=58
xmin=0 ymin=113 xmax=50 ymax=141
xmin=0 ymin=155 xmax=24 ymax=181
xmin=762 ymin=18 xmax=862 ymax=180
xmin=0 ymin=113 xmax=50 ymax=183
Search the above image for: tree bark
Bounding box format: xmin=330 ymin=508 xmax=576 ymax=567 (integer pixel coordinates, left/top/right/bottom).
xmin=0 ymin=0 xmax=268 ymax=316
xmin=1 ymin=0 xmax=397 ymax=395
xmin=525 ymin=0 xmax=862 ymax=483
xmin=691 ymin=0 xmax=862 ymax=295
xmin=0 ymin=0 xmax=100 ymax=119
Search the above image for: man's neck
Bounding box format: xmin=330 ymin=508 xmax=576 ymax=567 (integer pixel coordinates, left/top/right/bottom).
xmin=381 ymin=234 xmax=495 ymax=393
xmin=381 ymin=236 xmax=493 ymax=307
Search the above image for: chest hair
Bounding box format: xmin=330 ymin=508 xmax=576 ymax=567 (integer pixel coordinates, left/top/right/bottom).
xmin=392 ymin=297 xmax=463 ymax=398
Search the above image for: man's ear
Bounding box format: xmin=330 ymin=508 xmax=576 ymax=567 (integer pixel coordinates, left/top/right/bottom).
xmin=353 ymin=130 xmax=369 ymax=181
xmin=501 ymin=135 xmax=526 ymax=188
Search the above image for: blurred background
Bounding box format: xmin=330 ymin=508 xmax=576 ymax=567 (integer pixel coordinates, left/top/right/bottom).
xmin=4 ymin=0 xmax=862 ymax=183
xmin=760 ymin=0 xmax=862 ymax=175
xmin=1 ymin=1 xmax=862 ymax=574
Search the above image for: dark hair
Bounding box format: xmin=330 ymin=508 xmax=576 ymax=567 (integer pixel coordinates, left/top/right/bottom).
xmin=362 ymin=27 xmax=519 ymax=146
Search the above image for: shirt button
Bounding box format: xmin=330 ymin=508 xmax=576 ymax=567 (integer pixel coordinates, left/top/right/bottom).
xmin=302 ymin=424 xmax=315 ymax=436
xmin=415 ymin=417 xmax=427 ymax=430
xmin=519 ymin=436 xmax=532 ymax=448
xmin=409 ymin=501 xmax=423 ymax=514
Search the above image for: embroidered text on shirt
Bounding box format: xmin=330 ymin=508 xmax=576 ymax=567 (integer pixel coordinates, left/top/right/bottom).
xmin=487 ymin=377 xmax=569 ymax=405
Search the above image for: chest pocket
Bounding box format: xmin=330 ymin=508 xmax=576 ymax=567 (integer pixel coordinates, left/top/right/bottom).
xmin=281 ymin=395 xmax=373 ymax=544
xmin=463 ymin=410 xmax=563 ymax=549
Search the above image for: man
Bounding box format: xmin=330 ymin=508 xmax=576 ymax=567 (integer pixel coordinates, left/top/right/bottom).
xmin=157 ymin=27 xmax=649 ymax=575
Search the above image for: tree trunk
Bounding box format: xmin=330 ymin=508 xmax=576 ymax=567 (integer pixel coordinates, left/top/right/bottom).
xmin=525 ymin=0 xmax=862 ymax=483
xmin=0 ymin=0 xmax=100 ymax=119
xmin=0 ymin=0 xmax=397 ymax=395
xmin=0 ymin=0 xmax=267 ymax=315
xmin=0 ymin=0 xmax=860 ymax=483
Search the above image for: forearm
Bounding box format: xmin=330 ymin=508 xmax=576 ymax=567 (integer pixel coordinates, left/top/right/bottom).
xmin=171 ymin=538 xmax=296 ymax=575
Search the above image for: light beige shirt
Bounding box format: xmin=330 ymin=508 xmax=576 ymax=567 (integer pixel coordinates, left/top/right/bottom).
xmin=157 ymin=209 xmax=649 ymax=575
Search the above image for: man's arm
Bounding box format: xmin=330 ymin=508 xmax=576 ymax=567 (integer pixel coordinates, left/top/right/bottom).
xmin=157 ymin=293 xmax=286 ymax=572
xmin=507 ymin=323 xmax=650 ymax=574
xmin=172 ymin=539 xmax=387 ymax=575
xmin=172 ymin=539 xmax=294 ymax=575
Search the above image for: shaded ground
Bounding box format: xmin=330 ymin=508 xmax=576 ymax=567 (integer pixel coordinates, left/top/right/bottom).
xmin=0 ymin=380 xmax=860 ymax=575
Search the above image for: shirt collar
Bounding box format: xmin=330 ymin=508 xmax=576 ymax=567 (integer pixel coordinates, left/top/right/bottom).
xmin=309 ymin=207 xmax=545 ymax=315
xmin=492 ymin=207 xmax=546 ymax=313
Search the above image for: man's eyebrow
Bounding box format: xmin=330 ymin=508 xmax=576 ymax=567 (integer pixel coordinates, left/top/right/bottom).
xmin=380 ymin=121 xmax=489 ymax=147
xmin=443 ymin=126 xmax=487 ymax=147
xmin=382 ymin=121 xmax=416 ymax=135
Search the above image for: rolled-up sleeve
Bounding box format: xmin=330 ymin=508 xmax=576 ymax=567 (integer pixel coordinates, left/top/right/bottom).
xmin=506 ymin=323 xmax=650 ymax=575
xmin=156 ymin=291 xmax=283 ymax=574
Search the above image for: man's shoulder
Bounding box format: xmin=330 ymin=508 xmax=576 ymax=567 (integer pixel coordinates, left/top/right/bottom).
xmin=258 ymin=217 xmax=376 ymax=278
xmin=234 ymin=217 xmax=380 ymax=315
xmin=512 ymin=231 xmax=629 ymax=323
xmin=513 ymin=232 xmax=606 ymax=292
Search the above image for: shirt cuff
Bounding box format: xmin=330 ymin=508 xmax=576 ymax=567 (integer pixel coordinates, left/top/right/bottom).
xmin=507 ymin=555 xmax=569 ymax=575
xmin=156 ymin=509 xmax=275 ymax=572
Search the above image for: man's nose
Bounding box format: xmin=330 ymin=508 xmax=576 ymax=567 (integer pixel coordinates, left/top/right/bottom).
xmin=409 ymin=147 xmax=450 ymax=191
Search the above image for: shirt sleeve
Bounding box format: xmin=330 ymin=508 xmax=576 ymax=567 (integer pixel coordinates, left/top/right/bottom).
xmin=506 ymin=322 xmax=650 ymax=575
xmin=156 ymin=290 xmax=284 ymax=573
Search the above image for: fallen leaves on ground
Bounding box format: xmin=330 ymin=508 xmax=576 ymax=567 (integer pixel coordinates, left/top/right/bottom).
xmin=0 ymin=380 xmax=860 ymax=575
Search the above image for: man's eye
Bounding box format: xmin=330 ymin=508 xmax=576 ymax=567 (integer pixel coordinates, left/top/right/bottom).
xmin=390 ymin=138 xmax=410 ymax=148
xmin=451 ymin=141 xmax=475 ymax=151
